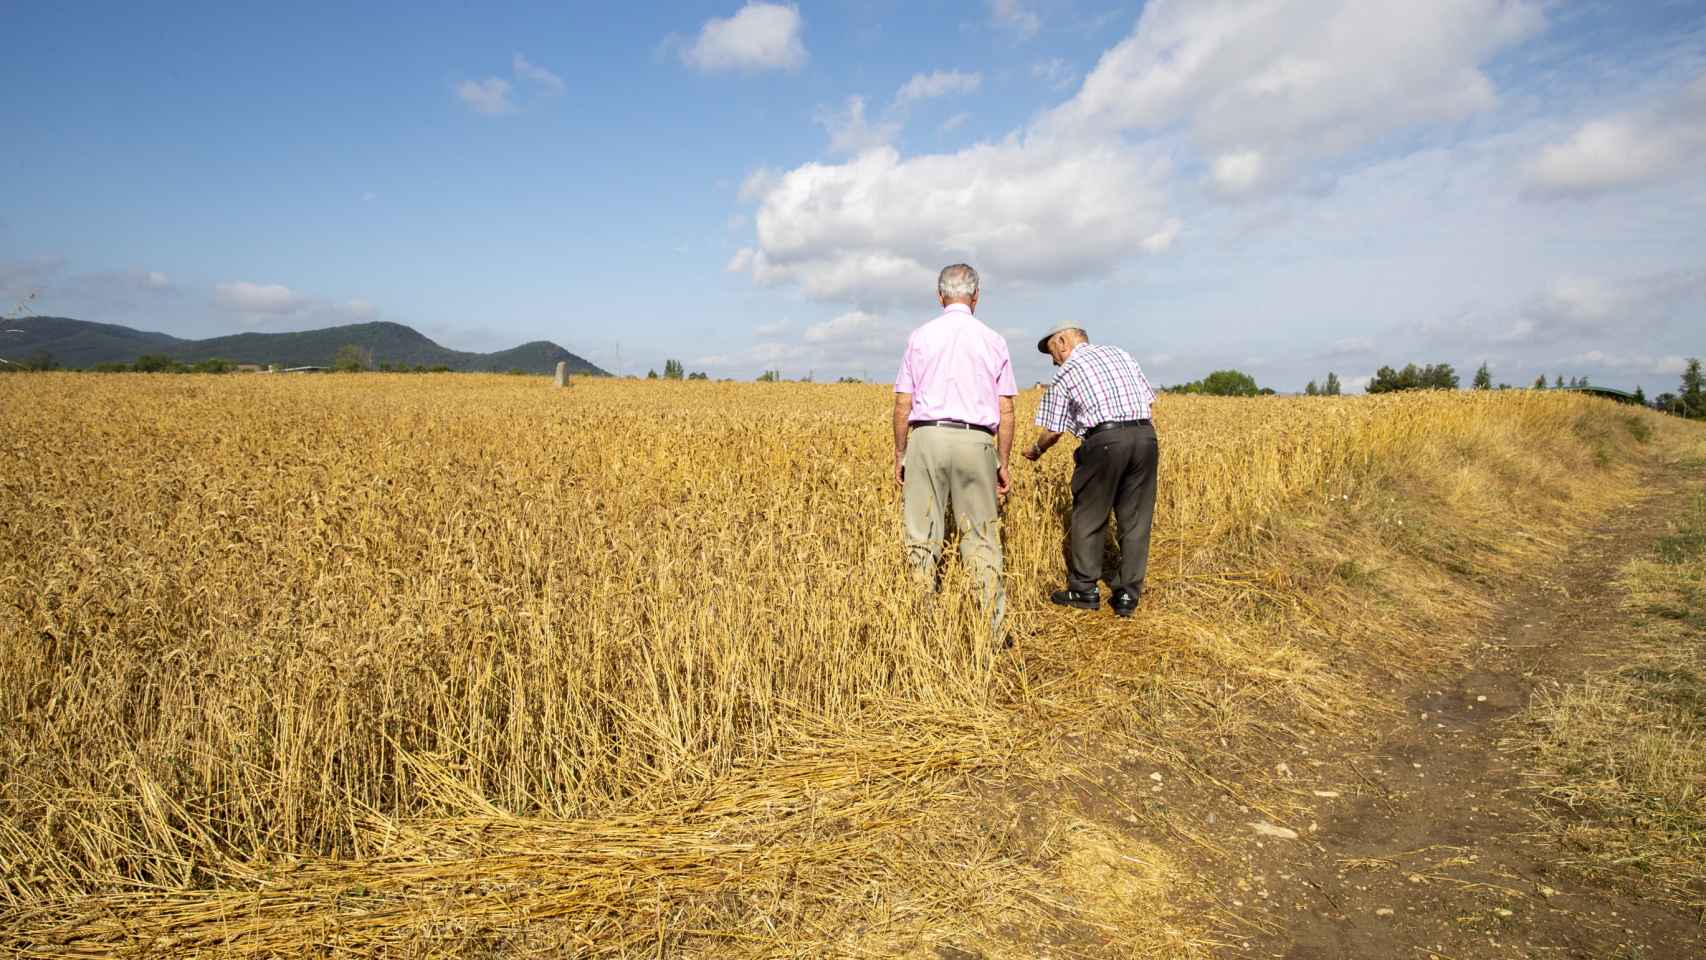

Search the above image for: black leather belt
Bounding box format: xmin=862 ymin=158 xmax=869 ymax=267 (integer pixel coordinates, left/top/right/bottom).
xmin=910 ymin=419 xmax=996 ymax=436
xmin=1084 ymin=418 xmax=1151 ymax=438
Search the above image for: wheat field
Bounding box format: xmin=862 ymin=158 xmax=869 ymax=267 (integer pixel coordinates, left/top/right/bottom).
xmin=0 ymin=373 xmax=1675 ymax=956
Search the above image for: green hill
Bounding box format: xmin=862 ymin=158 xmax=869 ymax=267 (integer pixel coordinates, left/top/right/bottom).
xmin=0 ymin=317 xmax=187 ymax=368
xmin=1 ymin=318 xmax=608 ymax=375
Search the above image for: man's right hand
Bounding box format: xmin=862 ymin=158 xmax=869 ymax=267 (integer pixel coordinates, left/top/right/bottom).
xmin=893 ymin=454 xmax=906 ymax=488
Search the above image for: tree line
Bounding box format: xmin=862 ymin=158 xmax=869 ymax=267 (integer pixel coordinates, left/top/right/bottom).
xmin=648 ymin=359 xmax=709 ymax=380
xmin=1356 ymin=357 xmax=1706 ymax=419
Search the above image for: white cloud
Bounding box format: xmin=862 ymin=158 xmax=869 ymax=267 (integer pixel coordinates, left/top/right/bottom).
xmin=1525 ymin=73 xmax=1706 ymax=196
xmin=815 ymin=96 xmax=901 ymax=156
xmin=215 ymin=281 xmax=305 ymax=314
xmin=753 ymin=318 xmax=790 ymax=336
xmin=941 ymin=112 xmax=972 ymax=133
xmin=732 ymin=0 xmax=1547 ymax=310
xmin=1140 ymin=218 xmax=1182 ymax=253
xmin=1031 ymin=58 xmax=1074 ymax=90
xmin=683 ymin=3 xmax=807 ymax=72
xmin=1210 ymin=150 xmax=1264 ymax=194
xmin=1046 ymin=0 xmax=1543 ymax=189
xmin=726 ymin=248 xmax=756 ymax=272
xmin=720 ymin=0 xmax=1704 ymax=390
xmin=456 ymin=77 xmax=514 ymax=115
xmin=1326 ymin=336 xmax=1375 ymax=356
xmin=736 ymin=138 xmax=1176 ymax=307
xmin=1490 ymin=277 xmax=1626 ymax=344
xmin=895 ymin=70 xmax=982 ymax=106
xmin=1435 ymin=267 xmax=1706 ymax=350
xmin=989 ymin=0 xmax=1041 ymax=39
xmin=214 ymin=281 xmax=379 ymax=328
xmin=1558 ymin=350 xmax=1688 ymax=376
xmin=803 ymin=310 xmax=884 ymax=343
xmin=512 ymin=53 xmax=566 ymax=95
xmin=738 ymin=167 xmax=780 ymax=201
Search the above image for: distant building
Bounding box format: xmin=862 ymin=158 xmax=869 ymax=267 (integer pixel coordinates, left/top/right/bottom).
xmin=236 ymin=363 xmax=265 ymax=373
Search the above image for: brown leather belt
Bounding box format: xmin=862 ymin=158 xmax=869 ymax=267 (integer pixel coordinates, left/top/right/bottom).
xmin=909 ymin=419 xmax=996 ymax=436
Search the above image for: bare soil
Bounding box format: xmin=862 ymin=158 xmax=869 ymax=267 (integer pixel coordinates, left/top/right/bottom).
xmin=1209 ymin=466 xmax=1706 ymax=959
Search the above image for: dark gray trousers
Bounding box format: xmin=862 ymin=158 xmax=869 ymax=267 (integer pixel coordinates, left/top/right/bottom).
xmin=1067 ymin=423 xmax=1159 ymax=594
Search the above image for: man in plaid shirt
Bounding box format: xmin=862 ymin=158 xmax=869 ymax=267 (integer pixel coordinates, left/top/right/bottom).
xmin=1022 ymin=322 xmax=1158 ymax=617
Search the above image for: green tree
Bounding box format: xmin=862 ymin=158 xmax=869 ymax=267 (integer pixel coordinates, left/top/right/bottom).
xmin=1368 ymin=363 xmax=1458 ymax=393
xmin=687 ymin=371 xmax=708 ymax=380
xmin=1325 ymin=371 xmax=1341 ymax=396
xmin=1195 ymin=369 xmax=1260 ymax=396
xmin=191 ymin=357 xmax=235 ymax=374
xmin=646 ymin=369 xmax=658 ymax=379
xmin=1472 ymin=362 xmax=1492 ymax=390
xmin=333 ymin=344 xmax=372 ymax=372
xmin=1555 ymin=374 xmax=1566 ymax=389
xmin=757 ymin=369 xmax=780 ymax=382
xmin=132 ymin=354 xmax=182 ymax=373
xmin=663 ymin=359 xmax=684 ymax=380
xmin=1533 ymin=374 xmax=1547 ymax=389
xmin=1423 ymin=363 xmax=1459 ymax=389
xmin=1304 ymin=380 xmax=1319 ymax=396
xmin=1633 ymin=385 xmax=1646 ymax=405
xmin=1681 ymin=357 xmax=1704 ymax=418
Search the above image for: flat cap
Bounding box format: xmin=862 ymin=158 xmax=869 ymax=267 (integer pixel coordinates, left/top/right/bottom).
xmin=1036 ymin=321 xmax=1081 ymax=354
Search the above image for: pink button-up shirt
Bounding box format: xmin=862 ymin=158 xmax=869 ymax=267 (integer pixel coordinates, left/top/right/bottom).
xmin=893 ymin=303 xmax=1017 ymax=430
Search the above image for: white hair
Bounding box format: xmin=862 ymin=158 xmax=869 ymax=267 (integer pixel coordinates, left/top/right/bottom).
xmin=937 ymin=263 xmax=979 ymax=302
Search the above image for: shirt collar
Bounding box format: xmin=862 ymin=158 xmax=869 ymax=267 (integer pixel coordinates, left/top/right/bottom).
xmin=1053 ymin=343 xmax=1088 ymax=378
xmin=942 ymin=302 xmax=973 ymax=316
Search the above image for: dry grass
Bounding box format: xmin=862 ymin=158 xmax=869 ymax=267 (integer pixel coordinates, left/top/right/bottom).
xmin=1514 ymin=483 xmax=1706 ymax=913
xmin=0 ymin=374 xmax=1683 ymax=955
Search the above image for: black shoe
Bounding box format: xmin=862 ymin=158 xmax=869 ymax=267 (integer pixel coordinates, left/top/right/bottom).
xmin=1049 ymin=588 xmax=1100 ymax=610
xmin=1109 ymin=586 xmax=1140 ymax=618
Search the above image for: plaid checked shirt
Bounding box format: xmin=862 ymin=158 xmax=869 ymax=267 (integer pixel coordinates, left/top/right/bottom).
xmin=1034 ymin=344 xmax=1157 ymax=437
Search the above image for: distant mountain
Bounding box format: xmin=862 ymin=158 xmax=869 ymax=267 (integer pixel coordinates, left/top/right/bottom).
xmin=0 ymin=317 xmax=609 ymax=375
xmin=0 ymin=317 xmax=187 ymax=368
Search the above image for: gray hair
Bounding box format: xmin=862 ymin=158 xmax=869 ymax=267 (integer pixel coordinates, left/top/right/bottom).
xmin=937 ymin=263 xmax=979 ymax=302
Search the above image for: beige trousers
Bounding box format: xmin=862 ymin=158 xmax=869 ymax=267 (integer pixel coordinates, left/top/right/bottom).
xmin=903 ymin=426 xmax=1006 ymax=629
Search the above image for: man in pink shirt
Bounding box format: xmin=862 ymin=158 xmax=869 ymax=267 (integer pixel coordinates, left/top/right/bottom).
xmin=892 ymin=264 xmax=1017 ymax=634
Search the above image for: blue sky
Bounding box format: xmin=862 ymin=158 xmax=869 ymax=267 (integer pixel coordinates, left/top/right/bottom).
xmin=4 ymin=1 xmax=1705 ymax=392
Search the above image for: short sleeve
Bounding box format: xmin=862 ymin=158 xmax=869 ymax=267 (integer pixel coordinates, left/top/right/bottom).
xmin=1035 ymin=382 xmax=1070 ymax=431
xmin=992 ymin=339 xmax=1017 ymax=397
xmin=893 ymin=339 xmax=915 ymax=393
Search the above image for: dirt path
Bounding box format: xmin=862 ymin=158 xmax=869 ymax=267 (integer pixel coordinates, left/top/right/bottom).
xmin=1219 ymin=468 xmax=1706 ymax=959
